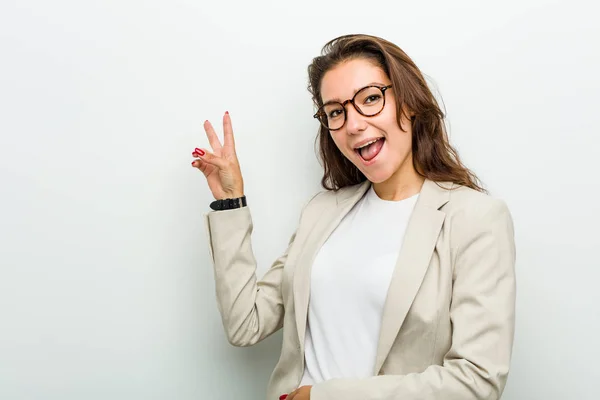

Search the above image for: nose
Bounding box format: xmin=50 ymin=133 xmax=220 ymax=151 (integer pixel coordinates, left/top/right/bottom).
xmin=344 ymin=103 xmax=367 ymax=135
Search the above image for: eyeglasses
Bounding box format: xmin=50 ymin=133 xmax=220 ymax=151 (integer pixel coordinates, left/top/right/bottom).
xmin=313 ymin=84 xmax=393 ymax=131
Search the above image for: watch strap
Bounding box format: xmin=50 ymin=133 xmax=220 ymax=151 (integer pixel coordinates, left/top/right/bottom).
xmin=210 ymin=195 xmax=247 ymax=211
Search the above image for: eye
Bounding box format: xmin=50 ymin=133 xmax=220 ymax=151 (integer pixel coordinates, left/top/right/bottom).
xmin=328 ymin=109 xmax=343 ymax=119
xmin=364 ymin=94 xmax=381 ymax=104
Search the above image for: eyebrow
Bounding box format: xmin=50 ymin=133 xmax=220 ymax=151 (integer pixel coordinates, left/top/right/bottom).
xmin=322 ymin=81 xmax=389 ymax=104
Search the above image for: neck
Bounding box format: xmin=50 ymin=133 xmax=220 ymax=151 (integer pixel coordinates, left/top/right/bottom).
xmin=372 ymin=159 xmax=425 ymax=201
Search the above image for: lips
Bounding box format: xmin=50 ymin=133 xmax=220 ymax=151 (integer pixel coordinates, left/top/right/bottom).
xmin=355 ymin=137 xmax=385 ymax=165
xmin=353 ymin=137 xmax=384 ymax=150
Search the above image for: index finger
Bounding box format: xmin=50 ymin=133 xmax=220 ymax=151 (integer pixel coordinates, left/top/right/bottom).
xmin=223 ymin=111 xmax=236 ymax=148
xmin=203 ymin=120 xmax=222 ymax=152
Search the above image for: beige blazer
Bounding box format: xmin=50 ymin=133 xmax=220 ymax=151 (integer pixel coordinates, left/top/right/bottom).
xmin=204 ymin=179 xmax=516 ymax=400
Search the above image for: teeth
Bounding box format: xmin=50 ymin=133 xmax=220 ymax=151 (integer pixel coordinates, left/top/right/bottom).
xmin=356 ymin=138 xmax=380 ymax=150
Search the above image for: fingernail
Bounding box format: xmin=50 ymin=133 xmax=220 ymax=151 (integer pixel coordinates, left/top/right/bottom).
xmin=225 ymin=111 xmax=229 ymax=115
xmin=197 ymin=149 xmax=205 ymax=156
xmin=191 ymin=161 xmax=195 ymax=166
xmin=279 ymin=395 xmax=288 ymax=400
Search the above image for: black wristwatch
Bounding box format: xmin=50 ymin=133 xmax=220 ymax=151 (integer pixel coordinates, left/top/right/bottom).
xmin=210 ymin=195 xmax=247 ymax=211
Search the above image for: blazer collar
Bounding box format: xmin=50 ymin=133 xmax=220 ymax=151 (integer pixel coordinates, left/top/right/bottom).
xmin=293 ymin=178 xmax=452 ymax=374
xmin=336 ymin=178 xmax=452 ymax=209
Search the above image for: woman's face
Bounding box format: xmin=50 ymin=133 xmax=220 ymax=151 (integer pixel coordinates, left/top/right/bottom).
xmin=320 ymin=58 xmax=415 ymax=184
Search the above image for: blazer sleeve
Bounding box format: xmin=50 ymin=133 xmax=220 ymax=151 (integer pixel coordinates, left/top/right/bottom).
xmin=203 ymin=194 xmax=316 ymax=347
xmin=310 ymin=199 xmax=517 ymax=400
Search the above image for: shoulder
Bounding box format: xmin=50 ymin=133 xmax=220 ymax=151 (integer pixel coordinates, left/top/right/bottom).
xmin=443 ymin=184 xmax=511 ymax=222
xmin=304 ymin=183 xmax=357 ymax=206
xmin=441 ymin=184 xmax=515 ymax=248
xmin=298 ymin=182 xmax=363 ymax=216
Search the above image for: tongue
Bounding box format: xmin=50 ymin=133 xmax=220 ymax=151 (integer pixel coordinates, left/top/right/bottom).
xmin=360 ymin=139 xmax=384 ymax=161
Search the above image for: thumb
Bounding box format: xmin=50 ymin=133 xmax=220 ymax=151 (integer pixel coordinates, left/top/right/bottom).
xmin=196 ymin=148 xmax=227 ymax=170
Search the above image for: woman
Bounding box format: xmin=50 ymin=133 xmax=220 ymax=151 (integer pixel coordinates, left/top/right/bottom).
xmin=191 ymin=34 xmax=516 ymax=400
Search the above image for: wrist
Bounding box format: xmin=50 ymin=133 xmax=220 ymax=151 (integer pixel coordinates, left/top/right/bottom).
xmin=220 ymin=190 xmax=244 ymax=200
xmin=217 ymin=194 xmax=244 ymax=200
xmin=210 ymin=195 xmax=247 ymax=211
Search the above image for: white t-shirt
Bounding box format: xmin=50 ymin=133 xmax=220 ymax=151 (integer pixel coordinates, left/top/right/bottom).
xmin=299 ymin=185 xmax=419 ymax=386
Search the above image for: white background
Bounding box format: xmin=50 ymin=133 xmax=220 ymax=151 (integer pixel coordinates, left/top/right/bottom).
xmin=1 ymin=0 xmax=598 ymax=399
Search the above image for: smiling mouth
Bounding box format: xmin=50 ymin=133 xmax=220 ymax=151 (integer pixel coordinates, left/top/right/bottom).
xmin=355 ymin=137 xmax=385 ymax=163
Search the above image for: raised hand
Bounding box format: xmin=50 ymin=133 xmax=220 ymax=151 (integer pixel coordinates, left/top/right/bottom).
xmin=191 ymin=111 xmax=244 ymax=200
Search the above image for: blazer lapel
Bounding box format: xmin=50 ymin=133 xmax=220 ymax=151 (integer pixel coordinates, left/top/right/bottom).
xmin=373 ymin=179 xmax=451 ymax=374
xmin=293 ymin=180 xmax=371 ymax=350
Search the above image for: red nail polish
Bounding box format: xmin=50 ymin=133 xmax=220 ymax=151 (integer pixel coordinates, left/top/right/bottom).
xmin=225 ymin=111 xmax=229 ymax=115
xmin=191 ymin=161 xmax=195 ymax=166
xmin=279 ymin=395 xmax=288 ymax=400
xmin=198 ymin=149 xmax=205 ymax=156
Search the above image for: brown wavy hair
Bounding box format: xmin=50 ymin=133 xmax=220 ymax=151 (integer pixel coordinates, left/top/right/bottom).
xmin=307 ymin=34 xmax=485 ymax=193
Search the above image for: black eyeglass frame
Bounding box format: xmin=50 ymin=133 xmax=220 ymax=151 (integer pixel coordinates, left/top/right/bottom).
xmin=313 ymin=84 xmax=393 ymax=131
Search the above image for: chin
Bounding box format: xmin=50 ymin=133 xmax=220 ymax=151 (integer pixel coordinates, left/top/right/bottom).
xmin=365 ymin=175 xmax=390 ymax=184
xmin=362 ymin=168 xmax=394 ymax=184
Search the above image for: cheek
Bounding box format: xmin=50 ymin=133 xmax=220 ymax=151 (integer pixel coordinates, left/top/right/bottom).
xmin=330 ymin=133 xmax=349 ymax=154
xmin=382 ymin=127 xmax=413 ymax=162
xmin=389 ymin=132 xmax=413 ymax=153
xmin=385 ymin=116 xmax=413 ymax=145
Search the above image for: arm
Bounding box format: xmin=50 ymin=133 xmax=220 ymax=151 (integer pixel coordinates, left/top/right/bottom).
xmin=310 ymin=199 xmax=517 ymax=400
xmin=204 ymin=195 xmax=316 ymax=347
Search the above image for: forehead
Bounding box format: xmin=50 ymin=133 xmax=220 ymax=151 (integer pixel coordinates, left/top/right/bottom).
xmin=320 ymin=58 xmax=389 ymax=103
